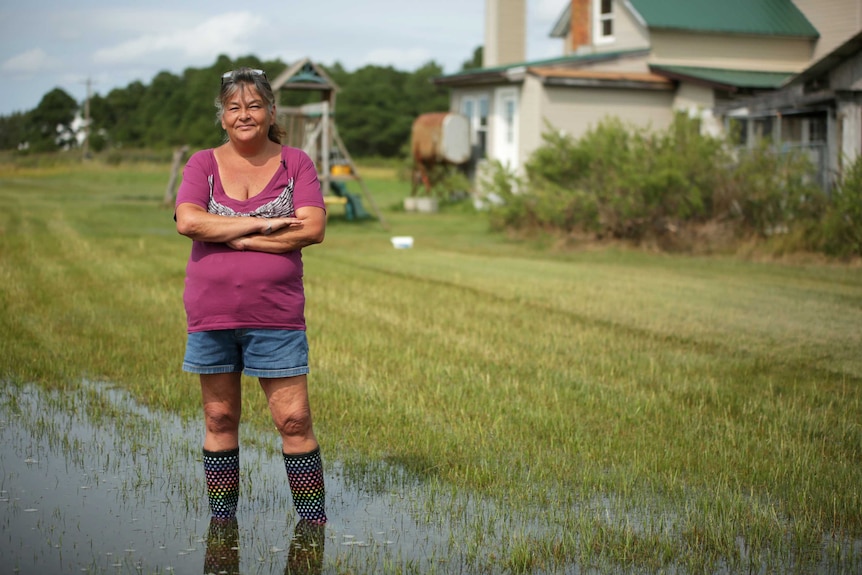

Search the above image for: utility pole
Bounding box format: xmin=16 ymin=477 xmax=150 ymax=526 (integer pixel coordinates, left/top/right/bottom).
xmin=82 ymin=77 xmax=91 ymax=160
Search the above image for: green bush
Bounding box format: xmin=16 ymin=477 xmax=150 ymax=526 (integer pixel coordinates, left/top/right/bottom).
xmin=486 ymin=160 xmax=531 ymax=230
xmin=495 ymin=114 xmax=727 ymax=240
xmin=650 ymin=112 xmax=727 ymax=221
xmin=575 ymin=117 xmax=649 ymax=238
xmin=821 ymin=155 xmax=862 ymax=258
xmin=721 ymin=142 xmax=824 ymax=237
xmin=487 ymin=113 xmax=830 ymax=251
xmin=524 ymin=121 xmax=591 ymax=189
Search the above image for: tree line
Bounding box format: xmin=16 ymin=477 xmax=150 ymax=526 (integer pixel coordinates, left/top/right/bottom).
xmin=0 ymin=49 xmax=483 ymax=157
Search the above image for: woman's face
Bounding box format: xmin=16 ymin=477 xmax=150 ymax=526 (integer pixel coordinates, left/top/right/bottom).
xmin=220 ymin=83 xmax=274 ymax=145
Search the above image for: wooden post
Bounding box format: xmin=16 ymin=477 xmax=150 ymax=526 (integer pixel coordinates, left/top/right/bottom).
xmin=321 ymin=100 xmax=331 ymax=198
xmin=82 ymin=78 xmax=92 ymax=160
xmin=162 ymin=145 xmax=189 ymax=207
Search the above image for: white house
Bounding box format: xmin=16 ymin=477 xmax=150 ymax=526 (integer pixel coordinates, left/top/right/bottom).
xmin=434 ymin=0 xmax=862 ymax=184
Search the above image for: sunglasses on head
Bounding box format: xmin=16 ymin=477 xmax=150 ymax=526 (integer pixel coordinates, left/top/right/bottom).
xmin=221 ymin=69 xmax=267 ymax=86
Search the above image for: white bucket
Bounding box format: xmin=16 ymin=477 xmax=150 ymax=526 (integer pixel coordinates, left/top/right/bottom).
xmin=390 ymin=236 xmax=414 ymax=249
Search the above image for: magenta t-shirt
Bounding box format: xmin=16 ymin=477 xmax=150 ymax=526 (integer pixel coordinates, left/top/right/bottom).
xmin=176 ymin=146 xmax=325 ymax=333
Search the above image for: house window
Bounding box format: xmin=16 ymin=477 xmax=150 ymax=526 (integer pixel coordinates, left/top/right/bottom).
xmin=808 ymin=116 xmax=827 ymax=143
xmin=781 ymin=116 xmax=804 ymax=144
xmin=595 ymin=0 xmax=614 ymax=43
xmin=461 ymin=99 xmax=475 ymax=124
xmin=752 ymin=117 xmax=774 ymax=142
xmin=461 ymin=95 xmax=488 ymax=159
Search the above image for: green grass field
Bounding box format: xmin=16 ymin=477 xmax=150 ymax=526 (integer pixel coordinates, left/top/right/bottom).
xmin=1 ymin=157 xmax=860 ymax=573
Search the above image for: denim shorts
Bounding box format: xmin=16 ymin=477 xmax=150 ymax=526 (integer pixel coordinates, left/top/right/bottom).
xmin=183 ymin=329 xmax=309 ymax=378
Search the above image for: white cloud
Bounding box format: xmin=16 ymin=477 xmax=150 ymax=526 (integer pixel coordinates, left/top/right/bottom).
xmin=533 ymin=0 xmax=567 ymax=25
xmin=92 ymin=11 xmax=265 ymax=65
xmin=86 ymin=9 xmax=198 ymax=35
xmin=1 ymin=48 xmax=61 ymax=73
xmin=528 ymin=0 xmax=567 ymax=60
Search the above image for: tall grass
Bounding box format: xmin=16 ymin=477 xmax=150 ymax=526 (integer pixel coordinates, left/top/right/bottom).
xmin=1 ymin=159 xmax=860 ymax=573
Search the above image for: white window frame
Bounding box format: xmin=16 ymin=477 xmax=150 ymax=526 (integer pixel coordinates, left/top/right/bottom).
xmin=460 ymin=93 xmax=489 ymax=159
xmin=594 ymin=0 xmax=614 ymax=45
xmin=492 ymin=87 xmax=519 ymax=170
xmin=505 ymin=99 xmax=516 ymax=144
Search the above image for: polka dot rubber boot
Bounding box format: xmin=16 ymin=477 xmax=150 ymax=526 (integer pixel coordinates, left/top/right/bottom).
xmin=283 ymin=447 xmax=327 ymax=524
xmin=203 ymin=448 xmax=240 ymax=519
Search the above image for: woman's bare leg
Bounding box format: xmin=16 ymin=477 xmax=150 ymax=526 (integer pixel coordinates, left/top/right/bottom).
xmin=259 ymin=375 xmax=317 ymax=454
xmin=261 ymin=375 xmax=327 ymax=524
xmin=201 ymin=372 xmax=242 ymax=518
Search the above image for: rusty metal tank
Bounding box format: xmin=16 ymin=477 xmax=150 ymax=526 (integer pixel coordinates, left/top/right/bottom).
xmin=410 ymin=112 xmax=471 ymax=165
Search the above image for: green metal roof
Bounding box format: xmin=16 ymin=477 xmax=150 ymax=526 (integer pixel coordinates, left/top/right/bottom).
xmin=283 ymin=62 xmax=329 ymax=85
xmin=651 ymin=65 xmax=795 ymax=89
xmin=629 ymin=0 xmax=819 ymax=37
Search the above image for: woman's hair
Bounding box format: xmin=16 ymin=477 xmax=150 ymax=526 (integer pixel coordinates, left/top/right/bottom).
xmin=216 ymin=67 xmax=286 ymax=144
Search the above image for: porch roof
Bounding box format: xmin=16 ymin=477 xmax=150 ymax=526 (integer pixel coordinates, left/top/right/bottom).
xmin=715 ymin=31 xmax=862 ymax=116
xmin=529 ymin=67 xmax=674 ymax=90
xmin=789 ymin=30 xmax=862 ymax=88
xmin=649 ymin=65 xmax=795 ymax=91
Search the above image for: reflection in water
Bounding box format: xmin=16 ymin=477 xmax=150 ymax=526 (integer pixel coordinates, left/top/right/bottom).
xmin=286 ymin=520 xmax=325 ymax=575
xmin=202 ymin=518 xmax=324 ymax=575
xmin=204 ymin=517 xmax=239 ymax=575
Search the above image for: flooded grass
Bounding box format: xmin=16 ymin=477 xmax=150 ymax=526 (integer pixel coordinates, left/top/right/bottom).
xmin=3 ymin=380 xmax=858 ymax=574
xmin=1 ymin=162 xmax=862 ymax=573
xmin=0 ymin=381 xmax=477 ymax=574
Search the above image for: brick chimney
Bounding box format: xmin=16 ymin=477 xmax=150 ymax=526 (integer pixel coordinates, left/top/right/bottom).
xmin=484 ymin=0 xmax=526 ymax=68
xmin=570 ymin=0 xmax=591 ymax=51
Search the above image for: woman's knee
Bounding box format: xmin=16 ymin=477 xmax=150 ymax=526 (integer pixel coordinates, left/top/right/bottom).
xmin=273 ymin=407 xmax=312 ymax=438
xmin=203 ymin=404 xmax=240 ymax=435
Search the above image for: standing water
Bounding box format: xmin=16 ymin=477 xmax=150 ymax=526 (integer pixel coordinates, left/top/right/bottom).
xmin=5 ymin=383 xmax=856 ymax=574
xmin=0 ymin=382 xmax=458 ymax=575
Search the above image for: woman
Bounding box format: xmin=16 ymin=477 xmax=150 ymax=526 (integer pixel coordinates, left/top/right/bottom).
xmin=175 ymin=67 xmax=327 ymax=525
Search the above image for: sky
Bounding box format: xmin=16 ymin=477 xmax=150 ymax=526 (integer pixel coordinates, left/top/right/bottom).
xmin=0 ymin=0 xmax=567 ymax=117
